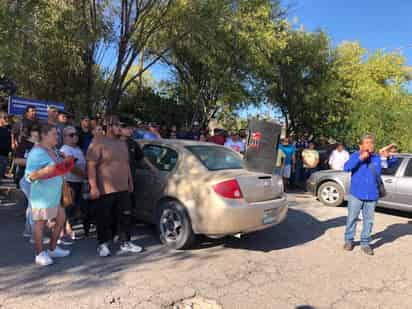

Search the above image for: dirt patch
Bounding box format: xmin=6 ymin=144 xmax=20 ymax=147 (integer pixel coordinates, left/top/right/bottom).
xmin=170 ymin=296 xmax=223 ymax=309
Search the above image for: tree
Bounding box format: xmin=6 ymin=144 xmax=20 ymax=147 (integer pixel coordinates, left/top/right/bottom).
xmin=333 ymin=42 xmax=412 ymax=150
xmin=257 ymin=29 xmax=345 ymax=136
xmin=77 ymin=0 xmax=112 ymax=114
xmin=160 ymin=0 xmax=288 ymax=127
xmin=0 ymin=0 xmax=107 ymax=114
xmin=103 ymin=0 xmax=174 ymax=112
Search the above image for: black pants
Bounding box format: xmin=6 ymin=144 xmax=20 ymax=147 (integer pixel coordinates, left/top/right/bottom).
xmin=66 ymin=182 xmax=83 ymax=225
xmin=96 ymin=191 xmax=132 ymax=245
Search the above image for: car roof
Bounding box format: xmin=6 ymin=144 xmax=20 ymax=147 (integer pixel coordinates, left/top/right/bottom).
xmin=397 ymin=153 xmax=412 ymax=158
xmin=138 ymin=139 xmax=226 ymax=148
xmin=348 ymin=151 xmax=412 ymax=158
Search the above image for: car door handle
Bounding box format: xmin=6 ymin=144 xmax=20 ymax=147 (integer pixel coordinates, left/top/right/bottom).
xmin=384 ymin=179 xmax=393 ymax=184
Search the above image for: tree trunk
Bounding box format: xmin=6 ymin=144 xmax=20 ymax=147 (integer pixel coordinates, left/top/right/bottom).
xmin=137 ymin=48 xmax=145 ymax=90
xmin=84 ymin=46 xmax=94 ymax=115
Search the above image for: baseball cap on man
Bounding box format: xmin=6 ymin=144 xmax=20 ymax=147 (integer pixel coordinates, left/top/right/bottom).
xmin=119 ymin=116 xmax=135 ymax=127
xmin=47 ymin=105 xmax=58 ymax=112
xmin=58 ymin=110 xmax=71 ymax=116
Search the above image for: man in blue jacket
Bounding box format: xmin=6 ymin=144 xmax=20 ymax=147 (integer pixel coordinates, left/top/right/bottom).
xmin=343 ymin=134 xmax=397 ymax=255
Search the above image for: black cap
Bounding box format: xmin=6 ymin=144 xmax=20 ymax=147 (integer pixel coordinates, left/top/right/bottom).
xmin=119 ymin=116 xmax=135 ymax=127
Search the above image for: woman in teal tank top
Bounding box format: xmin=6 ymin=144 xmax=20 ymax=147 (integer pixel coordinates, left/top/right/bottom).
xmin=25 ymin=124 xmax=74 ymax=266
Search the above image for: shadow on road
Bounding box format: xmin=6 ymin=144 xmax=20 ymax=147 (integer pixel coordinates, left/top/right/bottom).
xmin=192 ymin=209 xmax=347 ymax=252
xmin=0 ymin=204 xmax=347 ymax=298
xmin=0 ymin=203 xmax=204 ymax=298
xmin=371 ymin=220 xmax=412 ymax=249
xmin=376 ymin=207 xmax=412 ymax=219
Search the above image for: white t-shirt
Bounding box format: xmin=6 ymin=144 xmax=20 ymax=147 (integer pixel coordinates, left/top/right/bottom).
xmin=60 ymin=145 xmax=86 ymax=183
xmin=329 ymin=149 xmax=350 ymax=171
xmin=224 ymin=139 xmax=245 ymax=153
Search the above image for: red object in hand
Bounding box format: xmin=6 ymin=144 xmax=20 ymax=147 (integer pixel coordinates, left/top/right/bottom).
xmin=42 ymin=158 xmax=75 ymax=179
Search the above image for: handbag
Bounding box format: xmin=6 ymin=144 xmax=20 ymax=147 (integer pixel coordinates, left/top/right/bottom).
xmin=368 ymin=163 xmax=386 ymax=198
xmin=61 ymin=181 xmax=75 ymax=208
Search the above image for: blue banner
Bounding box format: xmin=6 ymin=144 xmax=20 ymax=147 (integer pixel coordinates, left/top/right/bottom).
xmin=8 ymin=96 xmax=65 ymax=120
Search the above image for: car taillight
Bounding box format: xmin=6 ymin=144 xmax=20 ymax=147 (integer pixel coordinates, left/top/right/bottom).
xmin=213 ymin=179 xmax=243 ymax=199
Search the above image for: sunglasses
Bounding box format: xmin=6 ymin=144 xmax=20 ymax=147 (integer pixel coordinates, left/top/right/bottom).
xmin=67 ymin=133 xmax=78 ymax=137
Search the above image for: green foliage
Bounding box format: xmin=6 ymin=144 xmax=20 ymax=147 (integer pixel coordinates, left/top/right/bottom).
xmin=257 ymin=29 xmax=340 ymax=135
xmin=258 ymin=31 xmax=412 ymax=151
xmin=158 ymin=0 xmax=288 ymax=127
xmin=1 ymin=0 xmax=411 ymax=152
xmin=333 ymin=42 xmax=412 ymax=151
xmin=118 ymin=85 xmax=196 ymax=127
xmin=0 ymin=0 xmax=108 ymax=114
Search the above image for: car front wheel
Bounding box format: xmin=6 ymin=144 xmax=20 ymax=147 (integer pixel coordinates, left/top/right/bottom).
xmin=317 ymin=181 xmax=344 ymax=207
xmin=157 ymin=201 xmax=195 ymax=250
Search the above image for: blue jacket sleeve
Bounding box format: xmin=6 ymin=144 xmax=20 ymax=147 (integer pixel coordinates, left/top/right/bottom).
xmin=344 ymin=153 xmax=362 ymax=172
xmin=387 ymin=156 xmax=398 ymax=168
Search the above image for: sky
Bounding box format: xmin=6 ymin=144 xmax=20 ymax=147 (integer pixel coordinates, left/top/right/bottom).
xmin=149 ymin=0 xmax=412 ymax=82
xmin=292 ymin=0 xmax=412 ymax=64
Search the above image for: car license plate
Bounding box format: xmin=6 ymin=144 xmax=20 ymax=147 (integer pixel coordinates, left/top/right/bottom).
xmin=263 ymin=208 xmax=277 ymax=225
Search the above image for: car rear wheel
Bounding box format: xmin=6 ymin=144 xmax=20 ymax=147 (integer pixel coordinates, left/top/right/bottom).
xmin=317 ymin=182 xmax=344 ymax=207
xmin=157 ymin=201 xmax=195 ymax=250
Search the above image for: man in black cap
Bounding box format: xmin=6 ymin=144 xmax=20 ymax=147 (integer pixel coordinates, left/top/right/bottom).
xmin=120 ymin=117 xmax=144 ymax=187
xmin=120 ymin=117 xmax=157 ymax=183
xmin=87 ymin=115 xmax=143 ymax=257
xmin=119 ymin=117 xmax=158 ymax=212
xmin=77 ymin=116 xmax=93 ymax=154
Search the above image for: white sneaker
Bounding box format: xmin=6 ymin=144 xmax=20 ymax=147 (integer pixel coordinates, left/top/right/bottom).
xmin=48 ymin=246 xmax=70 ymax=258
xmin=97 ymin=243 xmax=111 ymax=257
xmin=35 ymin=251 xmax=53 ymax=266
xmin=119 ymin=241 xmax=143 ymax=254
xmin=30 ymin=237 xmax=51 ymax=245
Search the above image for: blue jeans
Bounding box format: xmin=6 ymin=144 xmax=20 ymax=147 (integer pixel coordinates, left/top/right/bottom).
xmin=344 ymin=195 xmax=377 ymax=246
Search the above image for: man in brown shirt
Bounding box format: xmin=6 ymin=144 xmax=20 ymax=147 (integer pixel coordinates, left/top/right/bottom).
xmin=87 ymin=115 xmax=142 ymax=257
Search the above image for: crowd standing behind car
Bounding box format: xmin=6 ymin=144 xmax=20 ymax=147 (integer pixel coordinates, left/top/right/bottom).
xmin=0 ymin=106 xmax=253 ymax=266
xmin=1 ymin=104 xmax=393 ymax=263
xmin=276 ymin=135 xmax=353 ymax=190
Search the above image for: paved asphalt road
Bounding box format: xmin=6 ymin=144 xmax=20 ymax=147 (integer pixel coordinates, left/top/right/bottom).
xmin=1 ymin=193 xmax=412 ymax=309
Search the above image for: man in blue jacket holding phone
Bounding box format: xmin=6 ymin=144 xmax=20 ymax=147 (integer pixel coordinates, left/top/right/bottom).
xmin=343 ymin=134 xmax=397 ymax=255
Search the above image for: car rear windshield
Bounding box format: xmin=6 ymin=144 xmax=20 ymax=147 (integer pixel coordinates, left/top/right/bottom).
xmin=186 ymin=145 xmax=243 ymax=171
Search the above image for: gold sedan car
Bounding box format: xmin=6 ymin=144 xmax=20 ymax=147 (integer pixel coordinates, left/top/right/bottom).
xmin=134 ymin=139 xmax=288 ymax=249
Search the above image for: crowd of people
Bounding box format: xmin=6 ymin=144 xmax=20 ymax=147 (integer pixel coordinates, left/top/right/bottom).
xmin=276 ymin=135 xmax=350 ymax=190
xmin=0 ymin=105 xmax=251 ymax=266
xmin=0 ymin=104 xmax=399 ymax=263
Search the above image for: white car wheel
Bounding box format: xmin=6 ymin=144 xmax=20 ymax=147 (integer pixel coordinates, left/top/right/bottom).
xmin=318 ymin=182 xmax=344 ymax=207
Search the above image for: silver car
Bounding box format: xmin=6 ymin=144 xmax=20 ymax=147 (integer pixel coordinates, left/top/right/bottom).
xmin=307 ymin=154 xmax=412 ymax=210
